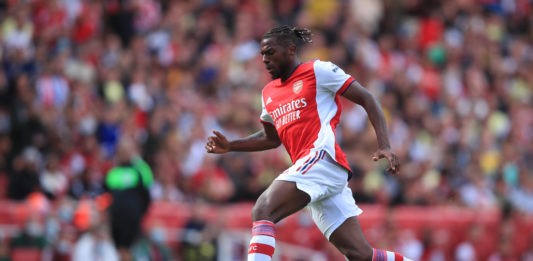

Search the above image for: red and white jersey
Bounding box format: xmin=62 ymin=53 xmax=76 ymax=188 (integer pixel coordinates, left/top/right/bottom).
xmin=260 ymin=60 xmax=355 ymax=172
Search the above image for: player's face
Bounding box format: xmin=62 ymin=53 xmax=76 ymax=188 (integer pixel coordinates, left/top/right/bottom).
xmin=260 ymin=38 xmax=292 ymax=79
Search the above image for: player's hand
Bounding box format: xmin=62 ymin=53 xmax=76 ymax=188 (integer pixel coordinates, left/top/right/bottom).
xmin=372 ymin=148 xmax=400 ymax=175
xmin=206 ymin=130 xmax=230 ymax=154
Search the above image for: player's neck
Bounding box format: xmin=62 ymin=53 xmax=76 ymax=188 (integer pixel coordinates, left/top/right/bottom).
xmin=280 ymin=60 xmax=302 ymax=82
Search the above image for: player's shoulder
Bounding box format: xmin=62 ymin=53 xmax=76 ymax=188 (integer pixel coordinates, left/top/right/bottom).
xmin=311 ymin=59 xmax=342 ymax=73
xmin=262 ymin=79 xmax=279 ymax=90
xmin=261 ymin=79 xmax=279 ymax=97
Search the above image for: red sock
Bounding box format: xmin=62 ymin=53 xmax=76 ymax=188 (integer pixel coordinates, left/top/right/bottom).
xmin=248 ymin=220 xmax=276 ymax=261
xmin=372 ymin=248 xmax=413 ymax=261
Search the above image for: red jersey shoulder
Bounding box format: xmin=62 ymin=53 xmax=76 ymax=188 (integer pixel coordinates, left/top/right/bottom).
xmin=263 ymin=79 xmax=279 ymax=90
xmin=298 ymin=60 xmax=315 ymax=72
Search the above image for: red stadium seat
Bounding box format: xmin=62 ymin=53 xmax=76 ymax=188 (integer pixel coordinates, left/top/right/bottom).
xmin=217 ymin=203 xmax=253 ymax=229
xmin=0 ymin=200 xmax=27 ymax=226
xmin=358 ymin=204 xmax=388 ymax=231
xmin=11 ymin=248 xmax=42 ymax=261
xmin=143 ymin=201 xmax=191 ymax=230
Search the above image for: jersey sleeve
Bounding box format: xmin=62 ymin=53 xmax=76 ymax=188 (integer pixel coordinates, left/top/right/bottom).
xmin=313 ymin=60 xmax=355 ymax=95
xmin=260 ymin=93 xmax=274 ymax=125
xmin=132 ymin=157 xmax=154 ymax=187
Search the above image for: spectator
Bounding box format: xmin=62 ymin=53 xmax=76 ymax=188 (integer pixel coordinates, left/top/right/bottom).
xmin=68 ymin=165 xmax=106 ymax=200
xmin=1 ymin=6 xmax=33 ymax=54
xmin=10 ymin=213 xmax=46 ymax=250
xmin=130 ymin=221 xmax=174 ymax=261
xmin=508 ymin=170 xmax=533 ymax=214
xmin=459 ymin=169 xmax=498 ymax=209
xmin=181 ymin=203 xmax=220 ymax=261
xmin=149 ymin=168 xmax=184 ymax=202
xmin=422 ymin=229 xmax=451 ymax=261
xmin=40 ymin=153 xmax=68 ymax=200
xmin=49 ymin=225 xmax=77 ymax=261
xmin=188 ymin=156 xmax=234 ymax=203
xmin=72 ymin=224 xmax=119 ymax=261
xmin=105 ymin=137 xmax=153 ymax=261
xmin=455 ymin=225 xmax=481 ymax=261
xmin=396 ymin=230 xmax=424 ymax=260
xmin=7 ymin=147 xmax=41 ymax=200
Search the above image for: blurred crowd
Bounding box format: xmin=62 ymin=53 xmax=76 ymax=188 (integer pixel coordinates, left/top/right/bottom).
xmin=0 ymin=0 xmax=532 ymax=260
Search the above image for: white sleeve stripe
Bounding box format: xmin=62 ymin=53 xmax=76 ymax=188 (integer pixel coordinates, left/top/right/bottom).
xmin=250 ymin=235 xmax=276 ymax=246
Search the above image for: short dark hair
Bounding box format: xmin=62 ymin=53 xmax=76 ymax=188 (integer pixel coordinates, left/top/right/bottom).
xmin=262 ymin=25 xmax=313 ymax=46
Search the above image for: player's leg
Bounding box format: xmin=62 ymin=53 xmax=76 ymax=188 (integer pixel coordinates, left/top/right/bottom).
xmin=252 ymin=180 xmax=310 ymax=222
xmin=319 ymin=188 xmax=413 ymax=261
xmin=329 ymin=216 xmax=373 ymax=260
xmin=247 ymin=180 xmax=310 ymax=261
xmin=330 ymin=216 xmax=414 ymax=261
xmin=307 ymin=182 xmax=412 ymax=261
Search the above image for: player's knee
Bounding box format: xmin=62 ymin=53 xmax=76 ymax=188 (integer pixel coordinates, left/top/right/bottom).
xmin=251 ymin=196 xmax=273 ymax=221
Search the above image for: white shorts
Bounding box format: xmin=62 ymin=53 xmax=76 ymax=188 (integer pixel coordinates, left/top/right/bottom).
xmin=275 ymin=150 xmax=363 ymax=239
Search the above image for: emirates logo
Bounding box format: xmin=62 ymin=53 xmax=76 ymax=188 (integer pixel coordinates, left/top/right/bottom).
xmin=292 ymin=80 xmax=303 ymax=94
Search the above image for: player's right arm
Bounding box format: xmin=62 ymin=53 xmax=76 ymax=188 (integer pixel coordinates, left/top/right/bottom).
xmin=206 ymin=122 xmax=281 ymax=154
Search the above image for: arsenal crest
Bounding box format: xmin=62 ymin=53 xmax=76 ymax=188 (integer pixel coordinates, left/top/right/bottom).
xmin=292 ymin=80 xmax=303 ymax=94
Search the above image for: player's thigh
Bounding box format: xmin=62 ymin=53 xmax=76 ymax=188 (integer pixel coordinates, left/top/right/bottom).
xmin=253 ymin=180 xmax=310 ymax=223
xmin=307 ymin=185 xmax=362 ymax=239
xmin=329 ymin=217 xmax=372 ymax=260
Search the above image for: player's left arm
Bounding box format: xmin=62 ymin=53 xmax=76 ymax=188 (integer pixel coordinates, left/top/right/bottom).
xmin=341 ymin=81 xmax=400 ymax=175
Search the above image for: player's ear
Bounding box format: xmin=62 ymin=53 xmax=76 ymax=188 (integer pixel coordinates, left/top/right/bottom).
xmin=287 ymin=43 xmax=297 ymax=56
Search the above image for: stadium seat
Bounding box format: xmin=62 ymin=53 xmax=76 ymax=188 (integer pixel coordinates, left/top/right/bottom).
xmin=11 ymin=248 xmax=42 ymax=261
xmin=0 ymin=201 xmax=26 ymax=226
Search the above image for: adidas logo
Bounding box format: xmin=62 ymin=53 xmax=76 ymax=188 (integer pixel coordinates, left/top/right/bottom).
xmin=266 ymin=97 xmax=272 ymax=105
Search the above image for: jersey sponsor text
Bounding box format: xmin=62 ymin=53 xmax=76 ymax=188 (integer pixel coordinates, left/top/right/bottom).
xmin=270 ymin=98 xmax=307 ymax=128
